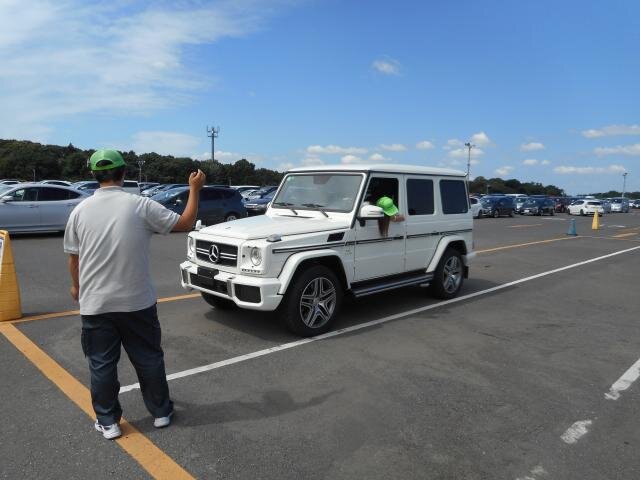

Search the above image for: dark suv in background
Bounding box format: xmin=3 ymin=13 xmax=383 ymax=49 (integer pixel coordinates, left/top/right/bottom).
xmin=152 ymin=186 xmax=247 ymax=225
xmin=480 ymin=196 xmax=515 ymax=217
xmin=521 ymin=197 xmax=555 ymax=215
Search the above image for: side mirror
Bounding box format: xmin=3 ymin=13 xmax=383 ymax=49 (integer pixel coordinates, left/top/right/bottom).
xmin=357 ymin=204 xmax=383 ymax=226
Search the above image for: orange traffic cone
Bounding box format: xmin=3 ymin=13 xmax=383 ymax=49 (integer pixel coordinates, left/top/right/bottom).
xmin=591 ymin=210 xmax=600 ymax=230
xmin=0 ymin=231 xmax=22 ymax=321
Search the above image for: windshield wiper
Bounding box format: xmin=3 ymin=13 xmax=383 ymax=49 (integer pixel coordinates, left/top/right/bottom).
xmin=301 ymin=203 xmax=329 ymax=217
xmin=272 ymin=201 xmax=298 ymax=215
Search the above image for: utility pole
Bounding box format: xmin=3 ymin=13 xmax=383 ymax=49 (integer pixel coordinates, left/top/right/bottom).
xmin=622 ymin=172 xmax=628 ymax=197
xmin=464 ymin=142 xmax=475 ymax=181
xmin=137 ymin=159 xmax=145 ymax=184
xmin=207 ymin=125 xmax=220 ymax=162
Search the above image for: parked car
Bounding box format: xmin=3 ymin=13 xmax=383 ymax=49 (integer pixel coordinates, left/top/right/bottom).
xmin=141 ymin=183 xmax=187 ymax=197
xmin=567 ymin=200 xmax=604 ymax=216
xmin=231 ymin=185 xmax=260 ymax=194
xmin=71 ymin=180 xmax=99 ymax=194
xmin=245 ymin=186 xmax=278 ymax=200
xmin=631 ymin=199 xmax=640 ymax=209
xmin=139 ymin=182 xmax=160 ymax=192
xmin=552 ymin=197 xmax=572 ymax=213
xmin=469 ymin=197 xmax=482 ymax=218
xmin=0 ymin=179 xmax=22 ymax=185
xmin=600 ymin=199 xmax=612 ymax=213
xmin=179 ymin=164 xmax=474 ymax=336
xmin=0 ymin=184 xmax=88 ymax=233
xmin=610 ymin=197 xmax=630 ymax=213
xmin=521 ymin=197 xmax=555 ymax=215
xmin=244 ymin=191 xmax=276 ymax=215
xmin=152 ymin=186 xmax=247 ymax=225
xmin=39 ymin=180 xmax=72 ymax=186
xmin=514 ymin=196 xmax=529 ymax=214
xmin=480 ymin=196 xmax=514 ymax=217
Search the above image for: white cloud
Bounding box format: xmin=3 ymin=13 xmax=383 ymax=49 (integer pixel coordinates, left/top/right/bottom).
xmin=300 ymin=157 xmax=324 ymax=166
xmin=379 ymin=143 xmax=407 ymax=152
xmin=307 ymin=144 xmax=368 ymax=155
xmin=416 ymin=140 xmax=435 ymax=150
xmin=541 ymin=160 xmax=551 ymax=165
xmin=522 ymin=159 xmax=539 ymax=166
xmin=444 ymin=139 xmax=463 ymax=150
xmin=495 ymin=166 xmax=514 ymax=177
xmin=448 ymin=147 xmax=485 ymax=159
xmin=0 ymin=0 xmax=282 ymax=139
xmin=470 ymin=131 xmax=492 ymax=147
xmin=130 ymin=131 xmax=200 ymax=157
xmin=341 ymin=154 xmax=366 ymax=164
xmin=368 ymin=153 xmax=387 ymax=162
xmin=372 ymin=57 xmax=401 ymax=76
xmin=520 ymin=142 xmax=545 ymax=151
xmin=278 ymin=162 xmax=295 ymax=171
xmin=582 ymin=124 xmax=640 ymax=138
xmin=553 ymin=164 xmax=627 ymax=175
xmin=594 ymin=144 xmax=640 ymax=156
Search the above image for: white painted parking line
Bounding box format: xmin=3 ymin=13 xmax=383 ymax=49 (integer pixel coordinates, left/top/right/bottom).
xmin=560 ymin=419 xmax=592 ymax=444
xmin=120 ymin=245 xmax=640 ymax=393
xmin=605 ymin=358 xmax=640 ymax=400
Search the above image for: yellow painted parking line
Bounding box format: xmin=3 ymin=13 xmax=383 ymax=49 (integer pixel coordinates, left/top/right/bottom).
xmin=613 ymin=232 xmax=638 ymax=238
xmin=13 ymin=293 xmax=200 ymax=324
xmin=0 ymin=322 xmax=194 ymax=480
xmin=476 ymin=236 xmax=577 ymax=254
xmin=508 ymin=224 xmax=543 ymax=228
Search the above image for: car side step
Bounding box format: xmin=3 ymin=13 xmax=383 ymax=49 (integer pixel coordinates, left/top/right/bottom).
xmin=351 ymin=272 xmax=434 ymax=298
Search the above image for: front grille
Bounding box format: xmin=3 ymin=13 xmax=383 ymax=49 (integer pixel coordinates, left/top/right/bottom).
xmin=190 ymin=273 xmax=228 ymax=295
xmin=195 ymin=240 xmax=238 ymax=267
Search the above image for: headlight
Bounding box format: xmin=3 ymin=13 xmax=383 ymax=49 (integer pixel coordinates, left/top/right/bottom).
xmin=187 ymin=236 xmax=195 ymax=257
xmin=250 ymin=247 xmax=262 ymax=266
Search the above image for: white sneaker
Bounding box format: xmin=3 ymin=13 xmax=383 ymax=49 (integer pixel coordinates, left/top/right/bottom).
xmin=154 ymin=411 xmax=174 ymax=428
xmin=94 ymin=420 xmax=122 ymax=440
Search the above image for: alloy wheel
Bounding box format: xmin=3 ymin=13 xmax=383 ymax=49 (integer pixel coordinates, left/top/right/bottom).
xmin=299 ymin=277 xmax=337 ymax=328
xmin=442 ymin=256 xmax=462 ymax=294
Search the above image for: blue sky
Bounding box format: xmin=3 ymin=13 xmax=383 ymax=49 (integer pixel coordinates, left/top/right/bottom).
xmin=1 ymin=0 xmax=639 ymax=193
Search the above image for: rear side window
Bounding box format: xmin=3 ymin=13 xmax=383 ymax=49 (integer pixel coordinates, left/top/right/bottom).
xmin=440 ymin=180 xmax=468 ymax=214
xmin=39 ymin=187 xmax=70 ymax=201
xmin=221 ymin=189 xmax=237 ymax=199
xmin=406 ymin=179 xmax=434 ymax=215
xmin=123 ymin=181 xmax=138 ymax=188
xmin=200 ymin=189 xmax=222 ymax=201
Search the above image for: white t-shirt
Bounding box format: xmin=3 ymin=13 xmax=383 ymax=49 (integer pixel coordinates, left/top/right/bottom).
xmin=63 ymin=186 xmax=180 ymax=315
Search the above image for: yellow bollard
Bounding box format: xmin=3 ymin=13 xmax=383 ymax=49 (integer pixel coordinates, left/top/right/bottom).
xmin=0 ymin=230 xmax=22 ymax=321
xmin=591 ymin=209 xmax=600 ymax=230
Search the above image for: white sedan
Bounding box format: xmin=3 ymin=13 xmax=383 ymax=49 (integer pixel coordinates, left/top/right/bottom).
xmin=567 ymin=200 xmax=604 ymax=216
xmin=469 ymin=197 xmax=482 ymax=218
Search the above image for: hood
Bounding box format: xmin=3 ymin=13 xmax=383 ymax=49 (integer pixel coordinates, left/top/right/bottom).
xmin=199 ymin=213 xmax=351 ymax=240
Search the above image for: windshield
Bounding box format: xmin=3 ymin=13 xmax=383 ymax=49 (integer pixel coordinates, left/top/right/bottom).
xmin=524 ymin=199 xmax=543 ymax=206
xmin=587 ymin=201 xmax=602 ymax=206
xmin=0 ymin=185 xmax=14 ymax=196
xmin=273 ymin=173 xmax=363 ymax=212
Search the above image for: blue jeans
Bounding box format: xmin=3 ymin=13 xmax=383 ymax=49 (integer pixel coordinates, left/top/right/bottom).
xmin=81 ymin=304 xmax=173 ymax=426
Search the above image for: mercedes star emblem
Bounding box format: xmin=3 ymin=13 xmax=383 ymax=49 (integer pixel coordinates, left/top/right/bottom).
xmin=208 ymin=244 xmax=220 ymax=263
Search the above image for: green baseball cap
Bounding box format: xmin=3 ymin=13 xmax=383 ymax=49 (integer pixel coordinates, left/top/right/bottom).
xmin=88 ymin=149 xmax=126 ymax=171
xmin=376 ymin=196 xmax=399 ymax=216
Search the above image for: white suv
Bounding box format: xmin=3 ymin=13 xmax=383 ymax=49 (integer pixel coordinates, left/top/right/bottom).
xmin=180 ymin=164 xmax=475 ymax=336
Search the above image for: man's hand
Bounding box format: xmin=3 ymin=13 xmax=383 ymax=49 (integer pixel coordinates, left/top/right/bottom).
xmin=189 ymin=169 xmax=206 ymax=191
xmin=70 ymin=285 xmax=79 ymax=301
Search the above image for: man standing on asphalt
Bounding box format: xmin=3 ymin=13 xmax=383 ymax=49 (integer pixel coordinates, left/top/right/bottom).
xmin=64 ymin=149 xmax=206 ymax=440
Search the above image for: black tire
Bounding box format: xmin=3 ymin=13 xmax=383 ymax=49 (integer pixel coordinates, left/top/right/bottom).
xmin=580 ymin=209 xmax=584 ymax=216
xmin=430 ymin=248 xmax=464 ymax=300
xmin=201 ymin=292 xmax=237 ymax=310
xmin=509 ymin=210 xmax=514 ymax=217
xmin=550 ymin=209 xmax=555 ymax=216
xmin=493 ymin=210 xmax=499 ymax=218
xmin=279 ymin=265 xmax=343 ymax=337
xmin=224 ymin=212 xmax=239 ymax=222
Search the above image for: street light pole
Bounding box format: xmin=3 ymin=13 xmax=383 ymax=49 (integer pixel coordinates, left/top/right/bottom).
xmin=464 ymin=142 xmax=475 ymax=181
xmin=137 ymin=159 xmax=145 ymax=184
xmin=622 ymin=172 xmax=628 ymax=198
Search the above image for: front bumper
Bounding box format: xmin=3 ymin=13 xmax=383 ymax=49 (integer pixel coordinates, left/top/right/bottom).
xmin=180 ymin=261 xmax=283 ymax=311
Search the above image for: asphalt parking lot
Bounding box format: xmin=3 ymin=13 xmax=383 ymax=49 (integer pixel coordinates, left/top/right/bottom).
xmin=2 ymin=211 xmax=640 ymax=480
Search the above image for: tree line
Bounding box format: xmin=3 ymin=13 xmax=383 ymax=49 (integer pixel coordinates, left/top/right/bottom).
xmin=0 ymin=139 xmax=283 ymax=186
